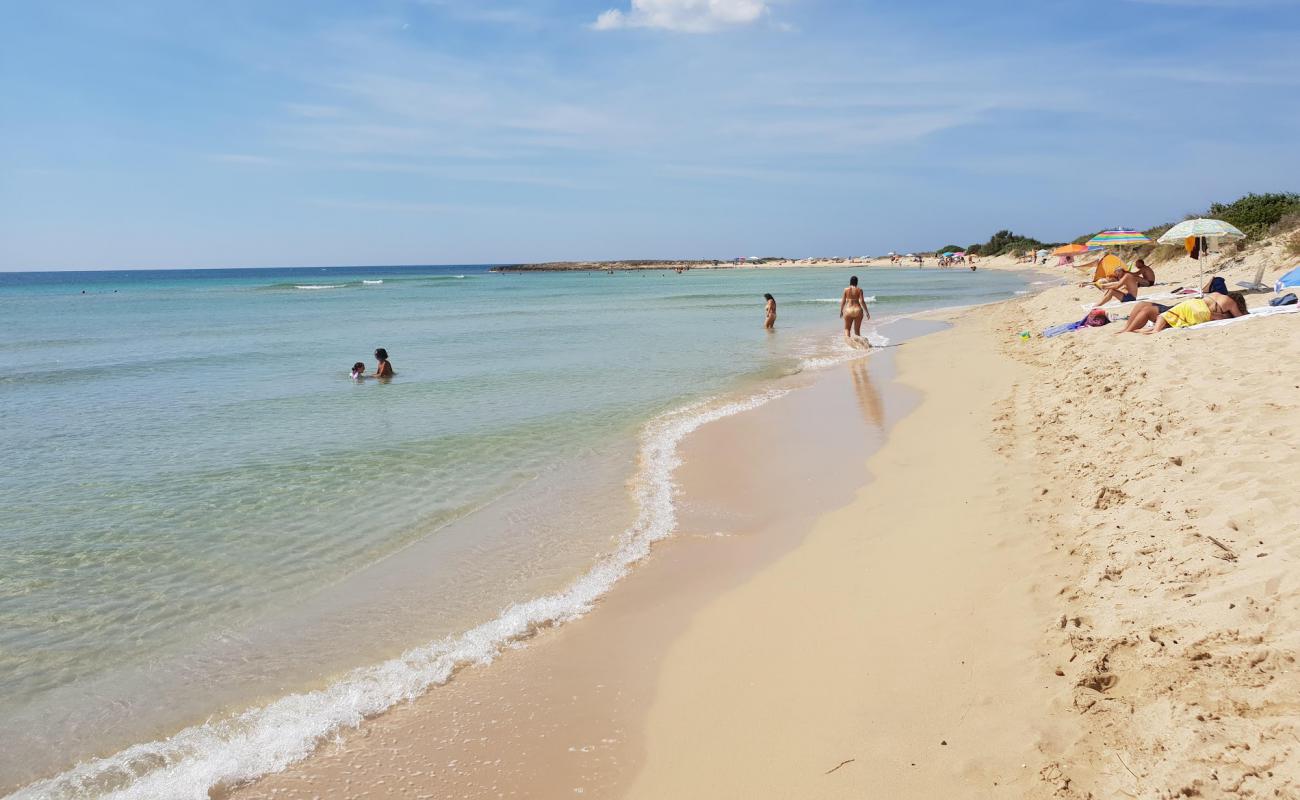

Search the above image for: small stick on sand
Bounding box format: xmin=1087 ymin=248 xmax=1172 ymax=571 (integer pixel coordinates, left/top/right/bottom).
xmin=1204 ymin=535 xmax=1237 ymax=561
xmin=1115 ymin=752 xmax=1140 ymax=782
xmin=824 ymin=759 xmax=855 ymax=775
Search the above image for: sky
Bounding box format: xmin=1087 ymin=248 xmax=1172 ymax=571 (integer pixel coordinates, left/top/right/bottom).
xmin=2 ymin=0 xmax=1299 ymax=270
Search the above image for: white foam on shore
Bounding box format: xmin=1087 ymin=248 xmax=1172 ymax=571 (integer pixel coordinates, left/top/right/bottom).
xmin=293 ymin=284 xmax=344 ymax=290
xmin=362 ymin=280 xmax=384 ymax=285
xmin=9 ymin=389 xmax=789 ymax=800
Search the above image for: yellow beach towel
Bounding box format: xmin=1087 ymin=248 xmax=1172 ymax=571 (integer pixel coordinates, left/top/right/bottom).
xmin=1161 ymin=298 xmax=1212 ymax=328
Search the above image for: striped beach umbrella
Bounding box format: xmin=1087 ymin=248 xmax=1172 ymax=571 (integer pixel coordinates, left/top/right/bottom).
xmin=1085 ymin=229 xmax=1151 ymax=247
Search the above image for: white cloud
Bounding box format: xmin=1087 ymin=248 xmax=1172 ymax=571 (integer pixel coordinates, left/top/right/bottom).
xmin=593 ymin=0 xmax=769 ymax=32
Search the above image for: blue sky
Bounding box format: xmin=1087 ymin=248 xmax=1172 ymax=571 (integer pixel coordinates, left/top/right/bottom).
xmin=2 ymin=0 xmax=1298 ymax=270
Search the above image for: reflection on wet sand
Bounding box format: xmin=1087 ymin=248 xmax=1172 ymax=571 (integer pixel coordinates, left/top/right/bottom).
xmin=851 ymin=358 xmax=884 ymax=429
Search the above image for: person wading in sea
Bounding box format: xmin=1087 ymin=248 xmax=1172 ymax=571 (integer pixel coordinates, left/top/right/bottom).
xmin=371 ymin=348 xmax=395 ymax=380
xmin=839 ymin=276 xmax=871 ymax=347
xmin=764 ymin=293 xmax=776 ymax=330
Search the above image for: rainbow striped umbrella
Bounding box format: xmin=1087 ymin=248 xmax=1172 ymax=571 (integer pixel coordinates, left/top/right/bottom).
xmin=1085 ymin=229 xmax=1151 ymax=247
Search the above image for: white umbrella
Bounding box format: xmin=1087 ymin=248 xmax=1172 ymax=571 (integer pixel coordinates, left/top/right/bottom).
xmin=1157 ymin=218 xmax=1246 ymax=291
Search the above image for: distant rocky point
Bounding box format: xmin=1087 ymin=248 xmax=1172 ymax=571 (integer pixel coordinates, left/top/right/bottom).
xmin=492 ymin=259 xmax=731 ymax=272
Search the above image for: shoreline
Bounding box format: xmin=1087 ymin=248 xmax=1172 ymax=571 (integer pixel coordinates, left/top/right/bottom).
xmin=227 ymin=347 xmax=913 ymax=799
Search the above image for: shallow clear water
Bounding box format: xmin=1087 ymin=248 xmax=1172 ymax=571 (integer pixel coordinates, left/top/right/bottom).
xmin=0 ymin=264 xmax=1026 ymax=796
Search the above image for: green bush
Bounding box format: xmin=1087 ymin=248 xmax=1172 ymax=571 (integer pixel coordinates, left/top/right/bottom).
xmin=935 ymin=244 xmax=962 ymax=254
xmin=1203 ymin=192 xmax=1300 ymax=238
xmin=974 ymin=229 xmax=1046 ymax=256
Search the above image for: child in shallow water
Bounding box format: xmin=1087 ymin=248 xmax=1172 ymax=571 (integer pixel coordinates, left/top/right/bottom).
xmin=350 ymin=362 xmax=366 ymax=380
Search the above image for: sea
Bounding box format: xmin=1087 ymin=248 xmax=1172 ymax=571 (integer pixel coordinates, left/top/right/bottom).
xmin=0 ymin=263 xmax=1028 ymax=798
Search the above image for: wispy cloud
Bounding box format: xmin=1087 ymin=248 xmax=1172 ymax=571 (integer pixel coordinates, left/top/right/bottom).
xmin=593 ymin=0 xmax=770 ymax=32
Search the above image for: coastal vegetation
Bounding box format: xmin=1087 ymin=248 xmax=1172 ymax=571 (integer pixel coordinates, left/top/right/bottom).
xmin=952 ymin=190 xmax=1300 ymax=258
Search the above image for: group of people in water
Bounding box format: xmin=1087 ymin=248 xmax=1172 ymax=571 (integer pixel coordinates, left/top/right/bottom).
xmin=762 ymin=276 xmax=873 ymax=347
xmin=1090 ymin=257 xmax=1247 ymax=333
xmin=350 ymin=348 xmax=394 ymax=381
xmin=356 ymin=276 xmax=877 ymax=384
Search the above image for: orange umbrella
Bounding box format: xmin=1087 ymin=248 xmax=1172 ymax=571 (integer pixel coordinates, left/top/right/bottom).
xmin=1052 ymin=243 xmax=1093 ymax=256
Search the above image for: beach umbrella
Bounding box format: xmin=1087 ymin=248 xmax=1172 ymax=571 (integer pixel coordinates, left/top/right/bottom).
xmin=1275 ymin=265 xmax=1300 ymax=293
xmin=1052 ymin=243 xmax=1093 ymax=256
xmin=1157 ymin=218 xmax=1246 ymax=290
xmin=1086 ymin=229 xmax=1151 ymax=248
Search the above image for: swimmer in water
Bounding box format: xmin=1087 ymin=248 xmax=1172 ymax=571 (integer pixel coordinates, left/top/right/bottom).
xmin=764 ymin=293 xmax=776 ymax=330
xmin=839 ymin=275 xmax=871 ymax=346
xmin=350 ymin=361 xmax=366 ymax=380
xmin=372 ymin=348 xmax=394 ymax=379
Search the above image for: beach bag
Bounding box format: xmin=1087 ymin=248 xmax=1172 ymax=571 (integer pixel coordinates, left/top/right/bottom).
xmin=1083 ymin=308 xmax=1110 ymax=327
xmin=1205 ymin=276 xmax=1228 ymax=295
xmin=1269 ymin=293 xmax=1297 ymax=307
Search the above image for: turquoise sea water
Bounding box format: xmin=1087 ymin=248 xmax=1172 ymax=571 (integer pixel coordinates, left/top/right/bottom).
xmin=0 ymin=264 xmax=1027 ymax=797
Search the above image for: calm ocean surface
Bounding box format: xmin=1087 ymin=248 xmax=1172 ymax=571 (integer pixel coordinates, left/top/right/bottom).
xmin=0 ymin=264 xmax=1027 ymax=798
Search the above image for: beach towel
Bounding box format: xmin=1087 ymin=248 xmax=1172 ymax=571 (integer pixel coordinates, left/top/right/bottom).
xmin=1177 ymin=304 xmax=1300 ymax=331
xmin=1270 ymin=293 xmax=1297 ymax=307
xmin=1043 ymin=309 xmax=1109 ymax=337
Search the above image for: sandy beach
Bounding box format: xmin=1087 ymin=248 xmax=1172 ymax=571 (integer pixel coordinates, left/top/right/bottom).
xmin=218 ymin=227 xmax=1300 ymax=800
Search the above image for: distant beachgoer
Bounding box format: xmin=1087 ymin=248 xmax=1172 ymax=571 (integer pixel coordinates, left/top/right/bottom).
xmin=1117 ymin=292 xmax=1245 ymax=334
xmin=372 ymin=348 xmax=395 ymax=379
xmin=764 ymin=293 xmax=776 ymax=330
xmin=350 ymin=362 xmax=366 ymax=380
xmin=839 ymin=276 xmax=871 ymax=345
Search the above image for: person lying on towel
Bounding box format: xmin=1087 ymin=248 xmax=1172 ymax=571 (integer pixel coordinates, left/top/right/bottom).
xmin=1116 ymin=292 xmax=1246 ymax=334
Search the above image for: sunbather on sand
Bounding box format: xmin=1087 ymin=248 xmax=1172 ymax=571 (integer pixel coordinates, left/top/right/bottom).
xmin=1095 ymin=269 xmax=1142 ymax=307
xmin=1117 ymin=292 xmax=1246 ymax=334
xmin=1134 ymin=259 xmax=1155 ymax=287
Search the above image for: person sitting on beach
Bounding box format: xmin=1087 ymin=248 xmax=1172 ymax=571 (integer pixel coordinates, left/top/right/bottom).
xmin=350 ymin=361 xmax=366 ymax=380
xmin=764 ymin=293 xmax=776 ymax=330
xmin=839 ymin=276 xmax=871 ymax=346
xmin=1117 ymin=292 xmax=1246 ymax=334
xmin=1094 ymin=268 xmax=1142 ymax=307
xmin=372 ymin=348 xmax=395 ymax=379
xmin=1134 ymin=258 xmax=1155 ymax=287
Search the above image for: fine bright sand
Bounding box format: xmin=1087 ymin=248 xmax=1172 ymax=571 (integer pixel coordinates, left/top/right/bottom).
xmin=232 ymin=236 xmax=1300 ymax=799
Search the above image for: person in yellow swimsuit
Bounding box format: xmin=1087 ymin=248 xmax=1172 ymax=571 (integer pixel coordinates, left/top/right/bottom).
xmin=1118 ymin=292 xmax=1245 ymax=334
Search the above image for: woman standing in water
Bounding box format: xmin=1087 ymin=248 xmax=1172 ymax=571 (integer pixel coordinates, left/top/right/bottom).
xmin=763 ymin=293 xmax=776 ymax=330
xmin=839 ymin=276 xmax=871 ymax=345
